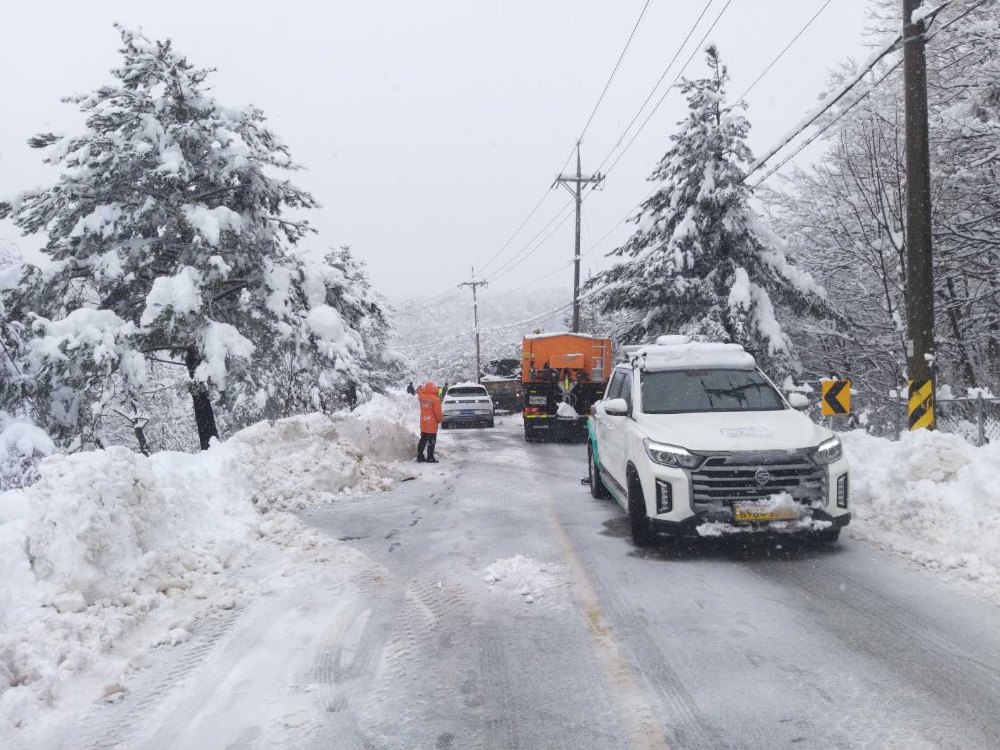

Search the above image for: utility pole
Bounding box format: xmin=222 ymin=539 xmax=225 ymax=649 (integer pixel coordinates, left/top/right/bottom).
xmin=554 ymin=142 xmax=604 ymax=333
xmin=460 ymin=267 xmax=488 ymax=383
xmin=903 ymin=0 xmax=936 ymax=430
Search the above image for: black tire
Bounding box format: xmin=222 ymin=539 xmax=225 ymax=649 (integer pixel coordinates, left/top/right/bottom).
xmin=627 ymin=473 xmax=655 ymax=547
xmin=487 ymin=418 xmax=495 ymax=428
xmin=588 ymin=445 xmax=611 ymax=500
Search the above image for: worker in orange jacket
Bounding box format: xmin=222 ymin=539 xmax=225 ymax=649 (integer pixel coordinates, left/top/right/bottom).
xmin=417 ymin=381 xmax=443 ymax=463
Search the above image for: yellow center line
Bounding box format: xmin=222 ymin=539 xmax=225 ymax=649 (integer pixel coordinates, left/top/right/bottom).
xmin=542 ymin=504 xmax=671 ymax=750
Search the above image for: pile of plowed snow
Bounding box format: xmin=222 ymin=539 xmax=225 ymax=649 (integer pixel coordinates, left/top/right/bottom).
xmin=843 ymin=429 xmax=1000 ymax=599
xmin=0 ymin=393 xmax=417 ymax=733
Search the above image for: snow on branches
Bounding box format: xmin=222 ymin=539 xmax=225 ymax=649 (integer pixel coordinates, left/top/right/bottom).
xmin=0 ymin=27 xmax=391 ymax=452
xmin=590 ymin=46 xmax=826 ymax=374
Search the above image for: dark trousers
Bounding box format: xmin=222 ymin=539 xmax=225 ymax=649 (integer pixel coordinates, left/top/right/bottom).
xmin=418 ymin=432 xmax=437 ymax=460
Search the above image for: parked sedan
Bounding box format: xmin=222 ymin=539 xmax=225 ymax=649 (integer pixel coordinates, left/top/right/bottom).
xmin=441 ymin=384 xmax=495 ymax=429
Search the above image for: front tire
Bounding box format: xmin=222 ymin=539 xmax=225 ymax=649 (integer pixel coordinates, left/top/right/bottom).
xmin=627 ymin=473 xmax=655 ymax=547
xmin=588 ymin=445 xmax=610 ymax=500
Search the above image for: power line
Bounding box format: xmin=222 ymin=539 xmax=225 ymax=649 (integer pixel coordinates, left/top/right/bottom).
xmin=748 ymin=60 xmax=902 ymax=189
xmin=601 ymin=0 xmax=735 ymax=178
xmin=407 ymin=0 xmax=655 ymax=310
xmin=592 ymin=0 xmax=718 ymax=176
xmin=747 ymin=0 xmax=986 ymax=189
xmin=482 ymin=199 xmax=576 ymax=282
xmin=475 ymin=143 xmax=578 ymax=279
xmin=734 ymin=0 xmax=836 ymax=104
xmin=744 ymin=30 xmax=905 ymax=180
xmin=578 ymin=0 xmax=653 ymax=142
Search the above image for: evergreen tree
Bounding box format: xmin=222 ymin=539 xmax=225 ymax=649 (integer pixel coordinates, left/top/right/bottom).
xmin=322 ymin=246 xmax=404 ymax=395
xmin=590 ymin=46 xmax=826 ymax=373
xmin=0 ymin=26 xmax=370 ymax=449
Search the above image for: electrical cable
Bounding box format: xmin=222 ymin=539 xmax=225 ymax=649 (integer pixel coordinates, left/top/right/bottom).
xmin=734 ymin=0 xmax=836 ymax=105
xmin=601 ymin=0 xmax=735 ymax=178
xmin=578 ymin=0 xmax=653 ymax=142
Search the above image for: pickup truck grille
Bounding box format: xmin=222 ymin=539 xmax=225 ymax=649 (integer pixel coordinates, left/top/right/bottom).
xmin=691 ymin=453 xmax=826 ymax=507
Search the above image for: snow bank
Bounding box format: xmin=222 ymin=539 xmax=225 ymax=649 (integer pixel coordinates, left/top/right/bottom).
xmin=843 ymin=430 xmax=1000 ymax=599
xmin=231 ymin=400 xmax=417 ymax=512
xmin=0 ymin=396 xmax=418 ymax=733
xmin=483 ymin=555 xmax=564 ymax=605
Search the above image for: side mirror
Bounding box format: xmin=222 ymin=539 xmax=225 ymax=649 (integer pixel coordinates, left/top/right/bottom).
xmin=603 ymin=398 xmax=629 ymax=417
xmin=787 ymin=393 xmax=810 ymax=410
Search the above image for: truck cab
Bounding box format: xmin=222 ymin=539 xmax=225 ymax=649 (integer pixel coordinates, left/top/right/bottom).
xmin=587 ymin=336 xmax=851 ymax=545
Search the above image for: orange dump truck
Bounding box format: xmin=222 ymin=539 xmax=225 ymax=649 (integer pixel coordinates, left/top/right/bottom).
xmin=522 ymin=332 xmax=612 ymax=442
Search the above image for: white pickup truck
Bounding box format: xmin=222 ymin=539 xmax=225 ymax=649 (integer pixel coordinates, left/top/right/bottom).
xmin=587 ymin=337 xmax=850 ymax=546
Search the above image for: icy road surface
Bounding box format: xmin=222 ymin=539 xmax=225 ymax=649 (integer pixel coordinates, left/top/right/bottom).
xmin=42 ymin=419 xmax=1000 ymax=749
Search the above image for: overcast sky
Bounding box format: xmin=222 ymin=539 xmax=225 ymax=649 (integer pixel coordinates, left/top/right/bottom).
xmin=0 ymin=0 xmax=871 ymax=304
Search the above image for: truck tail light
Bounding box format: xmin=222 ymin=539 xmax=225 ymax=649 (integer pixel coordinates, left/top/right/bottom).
xmin=656 ymin=480 xmax=673 ymax=514
xmin=524 ymin=406 xmax=540 ymax=415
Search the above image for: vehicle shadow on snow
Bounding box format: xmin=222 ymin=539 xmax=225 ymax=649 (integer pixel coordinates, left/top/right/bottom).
xmin=599 ymin=516 xmax=845 ymax=564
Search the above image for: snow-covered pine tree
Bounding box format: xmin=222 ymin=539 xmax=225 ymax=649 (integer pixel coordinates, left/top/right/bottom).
xmin=321 ymin=246 xmax=404 ymax=395
xmin=0 ymin=26 xmax=369 ymax=449
xmin=590 ymin=45 xmax=826 ymax=373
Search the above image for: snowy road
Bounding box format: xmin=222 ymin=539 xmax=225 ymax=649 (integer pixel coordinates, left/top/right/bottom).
xmin=43 ymin=418 xmax=1000 ymax=749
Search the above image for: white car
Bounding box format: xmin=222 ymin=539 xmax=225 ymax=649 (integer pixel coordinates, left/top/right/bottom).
xmin=587 ymin=337 xmax=851 ymax=546
xmin=441 ymin=383 xmax=495 ymax=429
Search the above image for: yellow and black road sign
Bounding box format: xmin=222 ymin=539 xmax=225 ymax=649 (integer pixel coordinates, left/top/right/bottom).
xmin=821 ymin=379 xmax=851 ymax=416
xmin=908 ymin=379 xmax=935 ymax=430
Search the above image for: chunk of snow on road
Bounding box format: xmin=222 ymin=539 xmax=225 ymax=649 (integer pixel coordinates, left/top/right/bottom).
xmin=483 ymin=555 xmax=564 ymax=604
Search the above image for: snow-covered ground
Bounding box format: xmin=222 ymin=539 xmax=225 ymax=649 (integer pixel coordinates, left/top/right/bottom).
xmin=483 ymin=554 xmax=566 ymax=605
xmin=0 ymin=392 xmax=422 ymax=739
xmin=843 ymin=429 xmax=1000 ymax=601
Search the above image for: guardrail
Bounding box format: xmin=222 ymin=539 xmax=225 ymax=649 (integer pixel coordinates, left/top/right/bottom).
xmin=797 ymin=389 xmax=999 ymax=446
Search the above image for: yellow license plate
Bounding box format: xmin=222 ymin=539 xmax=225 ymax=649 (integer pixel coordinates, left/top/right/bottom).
xmin=733 ymin=505 xmax=799 ymax=522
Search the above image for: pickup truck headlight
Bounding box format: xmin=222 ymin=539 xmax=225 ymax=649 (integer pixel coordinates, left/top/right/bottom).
xmin=812 ymin=436 xmax=843 ymax=465
xmin=643 ymin=439 xmax=703 ymax=469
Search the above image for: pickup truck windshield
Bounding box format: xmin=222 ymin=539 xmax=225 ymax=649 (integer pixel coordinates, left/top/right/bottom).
xmin=641 ymin=369 xmax=785 ymax=414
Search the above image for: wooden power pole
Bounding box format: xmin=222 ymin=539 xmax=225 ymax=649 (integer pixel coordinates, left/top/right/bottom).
xmin=903 ymin=0 xmax=936 ymax=430
xmin=554 ymin=142 xmax=604 ymax=333
xmin=460 ymin=268 xmax=488 ymax=383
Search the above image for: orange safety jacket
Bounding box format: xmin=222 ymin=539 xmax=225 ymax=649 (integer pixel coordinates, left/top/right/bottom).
xmin=418 ymin=381 xmax=443 ymax=434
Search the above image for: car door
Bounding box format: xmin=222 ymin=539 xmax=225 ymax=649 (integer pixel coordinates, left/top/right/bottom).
xmin=602 ymin=369 xmax=633 ymax=490
xmin=596 ymin=370 xmax=625 ymax=459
